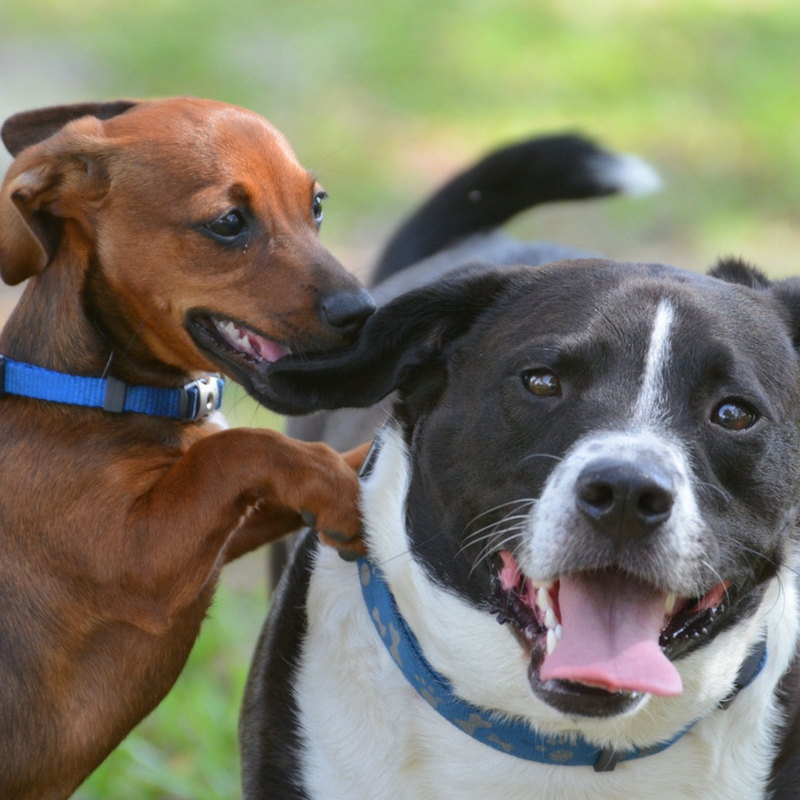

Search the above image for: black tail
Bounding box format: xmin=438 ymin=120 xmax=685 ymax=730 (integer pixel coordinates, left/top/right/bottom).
xmin=371 ymin=133 xmax=660 ymax=285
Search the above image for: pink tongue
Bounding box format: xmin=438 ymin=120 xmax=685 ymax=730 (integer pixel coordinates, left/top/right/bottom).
xmin=539 ymin=573 xmax=682 ymax=697
xmin=248 ymin=331 xmax=291 ymax=363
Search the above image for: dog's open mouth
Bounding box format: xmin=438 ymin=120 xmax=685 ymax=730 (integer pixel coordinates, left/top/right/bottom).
xmin=490 ymin=551 xmax=732 ymax=716
xmin=188 ymin=313 xmax=292 ymax=369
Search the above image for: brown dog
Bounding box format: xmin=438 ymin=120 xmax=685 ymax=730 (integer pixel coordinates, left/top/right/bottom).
xmin=0 ymin=98 xmax=374 ymax=799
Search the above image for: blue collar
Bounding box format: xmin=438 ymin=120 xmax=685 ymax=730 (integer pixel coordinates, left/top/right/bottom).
xmin=0 ymin=355 xmax=224 ymax=421
xmin=356 ymin=556 xmax=767 ymax=772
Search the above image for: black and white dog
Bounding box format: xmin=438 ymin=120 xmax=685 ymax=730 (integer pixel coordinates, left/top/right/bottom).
xmin=241 ymin=135 xmax=800 ymax=799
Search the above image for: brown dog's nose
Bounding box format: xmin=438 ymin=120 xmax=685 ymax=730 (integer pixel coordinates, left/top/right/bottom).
xmin=575 ymin=459 xmax=674 ymax=548
xmin=321 ymin=289 xmax=376 ymax=335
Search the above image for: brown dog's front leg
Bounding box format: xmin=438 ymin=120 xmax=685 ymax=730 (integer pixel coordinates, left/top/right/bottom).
xmin=120 ymin=428 xmax=364 ymax=631
xmin=223 ymin=440 xmax=373 ymax=564
xmin=223 ymin=504 xmax=303 ymax=563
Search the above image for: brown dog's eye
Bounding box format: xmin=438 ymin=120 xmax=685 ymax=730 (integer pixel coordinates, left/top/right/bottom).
xmin=522 ymin=369 xmax=561 ymax=397
xmin=205 ymin=211 xmax=246 ymax=239
xmin=312 ymin=192 xmax=327 ymax=227
xmin=711 ymin=400 xmax=758 ymax=431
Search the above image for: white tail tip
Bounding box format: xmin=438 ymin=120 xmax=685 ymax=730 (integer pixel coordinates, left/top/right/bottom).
xmin=591 ymin=152 xmax=663 ymax=197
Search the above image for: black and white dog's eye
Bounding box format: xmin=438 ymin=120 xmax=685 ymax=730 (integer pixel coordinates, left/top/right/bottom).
xmin=312 ymin=192 xmax=327 ymax=226
xmin=711 ymin=400 xmax=758 ymax=431
xmin=522 ymin=369 xmax=561 ymax=397
xmin=205 ymin=211 xmax=246 ymax=239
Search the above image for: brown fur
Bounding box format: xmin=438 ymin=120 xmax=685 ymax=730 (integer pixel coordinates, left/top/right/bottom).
xmin=0 ymin=98 xmax=370 ymax=799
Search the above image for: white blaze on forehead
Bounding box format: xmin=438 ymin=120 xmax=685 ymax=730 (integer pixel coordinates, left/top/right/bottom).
xmin=634 ymin=300 xmax=675 ymax=426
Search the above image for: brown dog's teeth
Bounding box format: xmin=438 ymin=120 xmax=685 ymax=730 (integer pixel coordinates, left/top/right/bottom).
xmin=210 ymin=318 xmax=291 ymax=364
xmin=214 ymin=319 xmax=264 ymax=361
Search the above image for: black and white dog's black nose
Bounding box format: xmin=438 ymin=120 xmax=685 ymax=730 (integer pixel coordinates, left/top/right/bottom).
xmin=575 ymin=458 xmax=675 ymax=547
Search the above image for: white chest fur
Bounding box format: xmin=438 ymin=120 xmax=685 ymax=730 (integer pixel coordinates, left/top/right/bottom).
xmin=295 ymin=429 xmax=798 ymax=800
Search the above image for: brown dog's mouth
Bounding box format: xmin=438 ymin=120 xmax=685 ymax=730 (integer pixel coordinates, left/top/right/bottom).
xmin=490 ymin=550 xmax=734 ymax=716
xmin=187 ymin=312 xmax=292 ymax=369
xmin=211 ymin=318 xmax=292 ymax=363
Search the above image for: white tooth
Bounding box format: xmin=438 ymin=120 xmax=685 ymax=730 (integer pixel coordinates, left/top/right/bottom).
xmin=536 ymin=586 xmax=552 ymax=612
xmin=546 ymin=629 xmax=558 ymax=655
xmin=665 ymin=593 xmax=677 ymax=614
xmin=544 ymin=608 xmax=557 ymax=630
xmin=539 ymin=580 xmax=554 ymax=591
xmin=555 ymin=624 xmax=562 ymax=640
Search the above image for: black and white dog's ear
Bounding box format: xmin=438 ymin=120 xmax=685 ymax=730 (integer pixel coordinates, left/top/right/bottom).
xmin=708 ymin=256 xmax=772 ymax=289
xmin=770 ymin=276 xmax=800 ymax=350
xmin=711 ymin=257 xmax=800 ymax=352
xmin=259 ymin=266 xmax=516 ymax=415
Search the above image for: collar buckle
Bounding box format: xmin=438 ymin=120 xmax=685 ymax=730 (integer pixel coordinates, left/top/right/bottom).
xmin=179 ymin=375 xmax=223 ymax=421
xmin=594 ymin=748 xmax=621 ymax=772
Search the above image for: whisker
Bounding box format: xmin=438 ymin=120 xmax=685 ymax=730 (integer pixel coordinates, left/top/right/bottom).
xmin=692 ymin=479 xmax=732 ymax=503
xmin=464 ymin=521 xmax=528 ymax=559
xmin=461 ymin=514 xmax=532 ymax=549
xmin=466 ymin=498 xmax=537 ymax=529
xmin=468 ymin=527 xmax=527 ymax=576
xmin=461 ymin=506 xmax=533 ymax=552
xmin=520 ymin=452 xmax=563 ymax=464
xmin=733 ymin=542 xmax=800 ymax=581
xmin=700 ymin=558 xmax=732 ymax=606
xmin=111 ymin=309 xmax=156 ymax=373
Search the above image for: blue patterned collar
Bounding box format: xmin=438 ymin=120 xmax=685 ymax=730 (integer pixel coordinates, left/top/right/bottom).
xmin=0 ymin=355 xmax=223 ymax=421
xmin=356 ymin=556 xmax=767 ymax=772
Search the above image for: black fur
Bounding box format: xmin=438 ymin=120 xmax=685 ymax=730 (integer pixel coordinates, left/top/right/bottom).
xmin=709 ymin=256 xmax=772 ymax=289
xmin=239 ymin=530 xmax=317 ymax=800
xmin=254 ymin=264 xmax=519 ymax=416
xmin=373 ymin=134 xmax=628 ymax=284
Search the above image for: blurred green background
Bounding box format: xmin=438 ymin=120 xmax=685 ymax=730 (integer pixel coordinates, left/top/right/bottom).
xmin=0 ymin=0 xmax=798 ymax=797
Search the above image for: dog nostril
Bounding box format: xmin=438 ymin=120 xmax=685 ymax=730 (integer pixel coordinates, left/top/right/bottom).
xmin=321 ymin=289 xmax=376 ymax=333
xmin=575 ymin=459 xmax=675 ymax=542
xmin=577 ymin=480 xmax=615 ymax=518
xmin=637 ymin=486 xmax=673 ymax=521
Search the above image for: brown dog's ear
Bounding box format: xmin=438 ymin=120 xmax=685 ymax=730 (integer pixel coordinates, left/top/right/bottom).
xmin=0 ymin=115 xmax=111 ymax=285
xmin=256 ymin=265 xmax=520 ymax=415
xmin=0 ymin=166 xmax=58 ymax=285
xmin=1 ymin=100 xmax=137 ymax=157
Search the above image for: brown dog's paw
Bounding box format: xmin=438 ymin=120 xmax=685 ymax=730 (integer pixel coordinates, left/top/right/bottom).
xmin=322 ymin=529 xmax=367 ymax=561
xmin=300 ymin=509 xmax=367 ymax=557
xmin=293 ymin=441 xmax=366 ymax=555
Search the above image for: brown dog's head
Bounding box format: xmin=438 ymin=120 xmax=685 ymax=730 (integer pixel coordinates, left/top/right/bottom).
xmin=0 ymin=98 xmax=374 ymax=389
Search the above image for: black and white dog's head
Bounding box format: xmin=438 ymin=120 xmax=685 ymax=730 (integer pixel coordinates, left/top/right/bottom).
xmin=257 ymin=256 xmax=800 ymax=730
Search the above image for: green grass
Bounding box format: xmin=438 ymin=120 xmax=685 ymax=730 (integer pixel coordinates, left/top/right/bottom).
xmin=3 ymin=0 xmax=800 ymax=272
xmin=2 ymin=1 xmax=800 ymax=795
